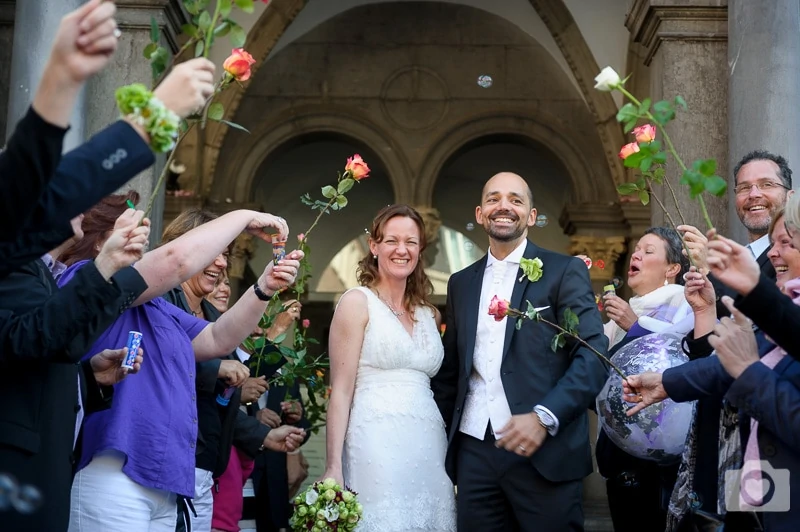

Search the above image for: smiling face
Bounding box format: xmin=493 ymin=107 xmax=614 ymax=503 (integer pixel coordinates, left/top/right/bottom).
xmin=207 ymin=276 xmax=231 ymax=313
xmin=627 ymin=233 xmax=680 ymax=296
xmin=476 ymin=172 xmax=536 ymax=246
xmin=768 ymin=214 xmax=800 ymax=291
xmin=185 ymin=251 xmax=229 ymax=298
xmin=368 ymin=215 xmax=421 ymax=282
xmin=735 ymin=159 xmax=789 ymax=240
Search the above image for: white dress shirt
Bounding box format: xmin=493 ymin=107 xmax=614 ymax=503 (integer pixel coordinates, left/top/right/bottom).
xmin=459 ymin=240 xmax=558 ymax=440
xmin=747 ymin=233 xmax=770 ymax=259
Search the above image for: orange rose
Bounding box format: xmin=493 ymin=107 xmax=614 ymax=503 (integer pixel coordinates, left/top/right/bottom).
xmin=223 ymin=48 xmax=256 ymax=82
xmin=632 ymin=124 xmax=656 ymax=143
xmin=618 ymin=142 xmax=640 ymax=159
xmin=344 ymin=154 xmax=370 ymax=181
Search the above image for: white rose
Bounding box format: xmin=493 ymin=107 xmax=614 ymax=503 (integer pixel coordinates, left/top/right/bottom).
xmin=593 ymin=66 xmax=621 ymax=92
xmin=305 ymin=489 xmax=319 ymax=505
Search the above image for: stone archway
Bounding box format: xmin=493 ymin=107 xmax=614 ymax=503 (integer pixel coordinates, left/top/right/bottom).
xmin=208 ymin=105 xmax=414 ymax=204
xmin=416 ymin=111 xmax=616 ymax=207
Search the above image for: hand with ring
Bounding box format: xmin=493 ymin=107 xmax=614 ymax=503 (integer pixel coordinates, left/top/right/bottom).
xmin=265 ymin=299 xmax=302 ymax=342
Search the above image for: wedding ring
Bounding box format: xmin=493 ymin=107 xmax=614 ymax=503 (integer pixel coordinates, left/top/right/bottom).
xmin=113 ymin=28 xmax=122 ymax=39
xmin=518 ymin=445 xmax=526 ymax=452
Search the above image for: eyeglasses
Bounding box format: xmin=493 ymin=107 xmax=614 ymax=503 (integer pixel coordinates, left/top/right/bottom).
xmin=733 ymin=180 xmax=789 ymax=196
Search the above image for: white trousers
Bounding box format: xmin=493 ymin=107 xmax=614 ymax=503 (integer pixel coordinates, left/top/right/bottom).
xmin=68 ymin=450 xmax=177 ymax=532
xmin=191 ymin=468 xmax=216 ymax=532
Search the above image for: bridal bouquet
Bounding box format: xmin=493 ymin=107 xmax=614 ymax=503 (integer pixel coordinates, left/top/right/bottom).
xmin=289 ymin=478 xmax=363 ymax=531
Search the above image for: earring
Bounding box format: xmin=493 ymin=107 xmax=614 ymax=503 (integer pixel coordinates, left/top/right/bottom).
xmin=664 ymin=278 xmax=668 ymax=286
xmin=373 ymin=254 xmax=377 ymax=260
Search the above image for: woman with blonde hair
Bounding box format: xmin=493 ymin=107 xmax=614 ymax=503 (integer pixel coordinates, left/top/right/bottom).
xmin=321 ymin=204 xmax=456 ymax=531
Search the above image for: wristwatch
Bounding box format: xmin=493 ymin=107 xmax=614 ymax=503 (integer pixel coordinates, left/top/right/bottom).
xmin=533 ymin=406 xmax=556 ymax=433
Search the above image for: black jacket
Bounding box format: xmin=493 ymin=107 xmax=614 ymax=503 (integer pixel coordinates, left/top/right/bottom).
xmin=0 ymin=260 xmax=147 ymax=531
xmin=0 ymin=116 xmax=154 ymax=278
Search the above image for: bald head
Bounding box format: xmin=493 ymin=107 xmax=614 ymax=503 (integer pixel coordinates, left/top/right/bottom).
xmin=482 ymin=172 xmax=534 ymax=208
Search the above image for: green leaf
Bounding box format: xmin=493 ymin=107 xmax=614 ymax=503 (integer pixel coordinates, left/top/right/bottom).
xmin=652 ymin=151 xmax=667 ymax=164
xmin=184 ymin=0 xmax=201 ymax=15
xmin=150 ymin=16 xmax=160 ymax=43
xmin=337 ymin=178 xmax=355 ymax=195
xmin=214 ymin=21 xmax=231 ymax=37
xmin=194 ymin=40 xmax=205 ymax=57
xmin=198 ymin=10 xmax=212 ymax=32
xmin=197 ymin=0 xmax=211 ymax=11
xmin=230 ymin=25 xmax=246 ymax=48
xmin=207 ymin=102 xmax=224 ymax=120
xmin=638 ymin=98 xmax=651 ymax=115
xmin=516 ymin=319 xmax=523 ymax=331
xmin=680 ymin=169 xmax=705 ymax=198
xmin=652 ymin=167 xmax=665 ymax=184
xmin=150 ymin=47 xmax=169 ymax=81
xmin=234 ymin=0 xmax=255 ymax=13
xmin=335 ymin=195 xmax=348 ymax=208
xmin=551 ymin=334 xmax=565 ymax=352
xmin=616 ymin=103 xmax=638 ymax=123
xmin=211 ymin=119 xmax=250 ymax=133
xmin=639 ymin=157 xmax=653 ymax=173
xmin=638 ymin=189 xmax=650 ymax=205
xmin=622 ymin=151 xmax=647 ymax=169
xmin=143 ymin=42 xmax=159 ymax=59
xmin=616 ymin=183 xmax=639 ymax=195
xmin=652 ymin=100 xmax=675 ymax=125
xmin=646 ymin=140 xmax=662 ymax=153
xmin=321 ymin=185 xmax=337 ymax=199
xmin=623 ymin=119 xmax=638 ymax=134
xmin=703 ymin=175 xmax=728 ymax=196
xmin=272 ymin=332 xmax=287 ymax=344
xmin=693 ymin=158 xmax=717 ymax=177
xmin=220 ymin=0 xmax=233 ymax=17
xmin=635 ymin=176 xmax=647 ymax=189
xmin=181 ymin=23 xmax=199 ymax=38
xmin=674 ymin=95 xmax=687 ymax=110
xmin=562 ymin=307 xmax=579 ymax=335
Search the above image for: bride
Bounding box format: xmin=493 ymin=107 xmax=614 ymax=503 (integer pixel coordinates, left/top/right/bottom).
xmin=321 ymin=204 xmax=456 ymax=531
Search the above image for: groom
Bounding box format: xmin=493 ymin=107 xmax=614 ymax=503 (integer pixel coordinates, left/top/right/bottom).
xmin=432 ymin=172 xmax=609 ymax=531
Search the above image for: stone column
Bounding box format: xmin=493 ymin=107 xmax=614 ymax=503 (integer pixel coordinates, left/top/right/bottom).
xmin=5 ymin=0 xmax=86 ymax=150
xmin=0 ymin=0 xmax=16 ymax=145
xmin=728 ymin=0 xmax=800 ymax=243
xmin=82 ymin=0 xmax=188 ymax=242
xmin=626 ymin=0 xmax=729 ymax=236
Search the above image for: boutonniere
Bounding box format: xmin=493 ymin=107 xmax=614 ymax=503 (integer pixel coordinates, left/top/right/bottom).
xmin=518 ymin=257 xmax=543 ymax=283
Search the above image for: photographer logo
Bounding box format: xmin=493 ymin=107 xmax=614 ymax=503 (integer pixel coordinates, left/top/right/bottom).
xmin=725 ymin=460 xmax=790 ymax=512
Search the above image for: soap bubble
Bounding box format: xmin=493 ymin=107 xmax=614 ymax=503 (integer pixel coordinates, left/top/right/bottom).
xmin=464 ymin=242 xmax=474 ymax=251
xmin=612 ymin=276 xmax=624 ymax=289
xmin=535 ymin=214 xmax=549 ymax=228
xmin=466 ymin=222 xmax=474 ymax=231
xmin=0 ymin=473 xmax=18 ymax=511
xmin=477 ymin=75 xmax=493 ymax=88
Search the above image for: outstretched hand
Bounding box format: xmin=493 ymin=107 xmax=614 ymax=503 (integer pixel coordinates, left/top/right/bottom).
xmin=621 ymin=372 xmax=668 ymax=416
xmin=258 ymin=250 xmax=305 ymax=294
xmin=154 ymin=58 xmax=216 ymax=118
xmin=263 ymin=424 xmax=306 ymax=453
xmin=90 ymin=347 xmax=144 ymax=386
xmin=706 ymin=230 xmax=760 ymax=296
xmin=51 ymin=0 xmax=120 ymax=83
xmin=246 ymin=213 xmax=289 ymax=244
xmin=95 ymin=209 xmax=151 ymax=279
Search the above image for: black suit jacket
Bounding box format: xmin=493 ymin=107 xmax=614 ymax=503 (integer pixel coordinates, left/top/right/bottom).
xmin=0 ymin=260 xmax=146 ymax=530
xmin=711 ymin=245 xmax=775 ymax=318
xmin=0 ymin=118 xmax=154 ymax=278
xmin=432 ymin=240 xmax=609 ymax=483
xmin=0 ymin=107 xmax=67 ymax=242
xmin=250 ymin=378 xmax=311 ymax=531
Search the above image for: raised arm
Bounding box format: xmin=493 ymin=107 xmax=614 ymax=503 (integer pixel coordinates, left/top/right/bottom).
xmin=190 ymin=250 xmax=302 ymax=360
xmin=320 ymin=289 xmax=368 ymax=487
xmin=133 ymin=210 xmax=288 ymax=303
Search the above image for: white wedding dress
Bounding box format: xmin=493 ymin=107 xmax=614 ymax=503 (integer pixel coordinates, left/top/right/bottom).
xmin=342 ymin=287 xmax=456 ymax=531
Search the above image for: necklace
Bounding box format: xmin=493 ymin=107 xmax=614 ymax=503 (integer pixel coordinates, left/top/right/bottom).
xmin=375 ymin=289 xmax=406 ymax=318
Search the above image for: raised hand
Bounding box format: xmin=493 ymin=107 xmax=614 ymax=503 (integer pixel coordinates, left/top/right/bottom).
xmin=90 ymin=347 xmax=144 ymax=386
xmin=621 ymin=372 xmax=668 ymax=416
xmin=683 ymin=266 xmax=716 ymax=314
xmin=706 ymin=231 xmax=760 ymax=296
xmin=262 ymin=424 xmax=306 ymax=453
xmin=241 ymin=376 xmax=268 ymax=404
xmin=153 ymin=58 xmax=216 ymax=118
xmin=602 ymin=293 xmax=638 ymax=331
xmin=258 ymin=250 xmax=304 ymax=294
xmin=95 ymin=209 xmax=150 ymax=279
xmin=266 ymin=300 xmax=301 ymax=341
xmin=246 ymin=213 xmax=289 ymax=244
xmin=677 ymin=224 xmax=709 ymax=273
xmin=52 ymin=0 xmax=119 ymax=82
xmin=708 ymin=296 xmax=759 ymax=379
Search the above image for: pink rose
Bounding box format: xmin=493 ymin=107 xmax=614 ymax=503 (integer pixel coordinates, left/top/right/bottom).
xmin=297 ymin=233 xmax=306 ymax=243
xmin=223 ymin=48 xmax=256 ymax=82
xmin=344 ymin=154 xmax=370 ymax=181
xmin=487 ymin=295 xmax=510 ymax=322
xmin=302 ymin=319 xmax=311 ymax=328
xmin=618 ymin=142 xmax=640 ymax=160
xmin=632 ymin=124 xmax=656 ymax=143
